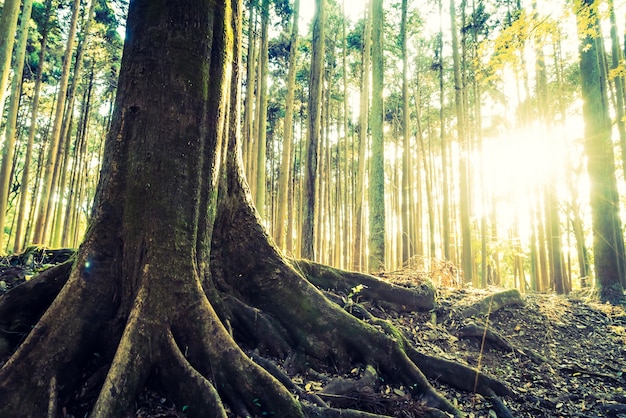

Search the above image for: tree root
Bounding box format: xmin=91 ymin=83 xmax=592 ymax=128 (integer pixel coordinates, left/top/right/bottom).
xmin=457 ymin=323 xmax=515 ymax=350
xmin=459 ymin=289 xmax=524 ymax=319
xmin=161 ymin=329 xmax=227 ymax=418
xmin=293 ymin=258 xmax=436 ymax=313
xmin=456 ymin=323 xmax=548 ymax=364
xmin=0 ymin=210 xmax=517 ymax=418
xmin=0 ymin=260 xmax=73 ymax=357
xmin=0 ymin=234 xmax=519 ymax=418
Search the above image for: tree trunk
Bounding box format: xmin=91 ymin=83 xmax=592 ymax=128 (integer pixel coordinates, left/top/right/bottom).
xmin=450 ymin=0 xmax=472 ymax=284
xmin=242 ymin=5 xmax=257 ymax=180
xmin=400 ymin=0 xmax=413 ymax=267
xmin=13 ymin=0 xmax=53 ymax=253
xmin=437 ymin=0 xmax=451 ymax=262
xmin=0 ymin=0 xmax=34 ymax=253
xmin=576 ymin=0 xmax=625 ymax=304
xmin=0 ymin=0 xmax=20 ymax=112
xmin=369 ymin=0 xmax=385 ymax=272
xmin=302 ymin=0 xmax=325 ymax=260
xmin=254 ymin=0 xmax=270 ymax=220
xmin=353 ymin=0 xmax=372 ymax=271
xmin=275 ymin=0 xmax=300 ymax=251
xmin=32 ymin=0 xmax=81 ymax=245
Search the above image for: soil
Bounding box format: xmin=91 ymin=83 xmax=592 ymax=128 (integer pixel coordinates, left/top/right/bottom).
xmin=1 ymin=257 xmax=625 ymax=418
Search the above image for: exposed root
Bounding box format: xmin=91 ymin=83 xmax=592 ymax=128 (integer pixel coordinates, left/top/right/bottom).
xmin=225 ymin=294 xmax=292 ymax=357
xmin=47 ymin=375 xmax=58 ymax=418
xmin=460 ymin=289 xmax=524 ymax=319
xmin=0 ymin=244 xmax=118 ymax=417
xmin=456 ymin=323 xmax=548 ymax=364
xmin=0 ymin=260 xmax=73 ymax=357
xmin=293 ymin=258 xmax=436 ymax=313
xmin=0 ymin=233 xmax=518 ymax=418
xmin=91 ymin=286 xmax=155 ymax=418
xmin=302 ymin=405 xmax=394 ymax=418
xmin=161 ymin=329 xmax=227 ymax=418
xmin=249 ymin=352 xmax=329 ymax=408
xmin=0 ymin=211 xmax=516 ymax=418
xmin=172 ymin=289 xmax=306 ymax=417
xmin=457 ymin=323 xmax=515 ymax=350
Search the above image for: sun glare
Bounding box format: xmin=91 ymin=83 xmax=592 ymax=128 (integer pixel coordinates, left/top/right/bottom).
xmin=475 ymin=121 xmax=575 ymax=240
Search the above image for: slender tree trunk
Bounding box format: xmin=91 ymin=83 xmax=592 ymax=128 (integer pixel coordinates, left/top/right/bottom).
xmin=63 ymin=64 xmax=94 ymax=247
xmin=353 ymin=0 xmax=372 ymax=271
xmin=242 ymin=6 xmax=257 ymax=179
xmin=254 ymin=0 xmax=270 ymax=220
xmin=0 ymin=0 xmax=20 ymax=112
xmin=32 ymin=0 xmax=81 ymax=245
xmin=368 ymin=0 xmax=385 ymax=271
xmin=437 ymin=0 xmax=451 ymax=262
xmin=0 ymin=0 xmax=34 ymax=253
xmin=13 ymin=0 xmax=53 ymax=253
xmin=49 ymin=0 xmax=96 ymax=247
xmin=275 ymin=0 xmax=300 ymax=250
xmin=400 ymin=0 xmax=413 ymax=267
xmin=450 ymin=0 xmax=472 ymax=284
xmin=341 ymin=1 xmax=351 ymax=269
xmin=302 ymin=0 xmax=325 ymax=260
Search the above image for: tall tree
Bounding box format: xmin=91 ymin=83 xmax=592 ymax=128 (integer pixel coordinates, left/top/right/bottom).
xmin=302 ymin=0 xmax=325 ymax=260
xmin=242 ymin=4 xmax=257 ymax=180
xmin=0 ymin=0 xmax=35 ymax=252
xmin=608 ymin=0 xmax=626 ymax=191
xmin=353 ymin=0 xmax=372 ymax=271
xmin=575 ymin=0 xmax=625 ymax=303
xmin=0 ymin=1 xmax=514 ymax=416
xmin=13 ymin=0 xmax=54 ymax=253
xmin=275 ymin=0 xmax=300 ymax=251
xmin=51 ymin=0 xmax=97 ymax=247
xmin=450 ymin=0 xmax=472 ymax=284
xmin=400 ymin=0 xmax=413 ymax=266
xmin=0 ymin=0 xmax=20 ymax=112
xmin=32 ymin=0 xmax=82 ymax=245
xmin=255 ymin=0 xmax=270 ymax=219
xmin=369 ymin=0 xmax=385 ymax=271
xmin=437 ymin=0 xmax=452 ymax=262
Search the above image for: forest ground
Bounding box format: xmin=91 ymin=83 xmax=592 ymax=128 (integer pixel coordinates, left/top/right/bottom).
xmin=1 ymin=252 xmax=625 ymax=418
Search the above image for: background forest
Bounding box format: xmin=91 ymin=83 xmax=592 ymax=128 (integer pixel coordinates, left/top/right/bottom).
xmin=1 ymin=0 xmax=625 ymax=300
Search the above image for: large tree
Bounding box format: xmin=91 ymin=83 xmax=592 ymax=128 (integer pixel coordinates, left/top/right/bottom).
xmin=576 ymin=0 xmax=625 ymax=304
xmin=0 ymin=1 xmax=512 ymax=417
xmin=369 ymin=0 xmax=385 ymax=271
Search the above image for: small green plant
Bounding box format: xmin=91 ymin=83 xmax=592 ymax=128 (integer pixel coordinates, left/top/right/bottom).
xmin=347 ymin=284 xmax=366 ymax=302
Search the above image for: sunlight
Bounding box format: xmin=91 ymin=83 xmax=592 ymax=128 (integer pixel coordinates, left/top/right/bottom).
xmin=483 ymin=123 xmax=562 ymax=196
xmin=476 ymin=121 xmax=570 ymax=240
xmin=299 ymin=0 xmax=366 ymax=32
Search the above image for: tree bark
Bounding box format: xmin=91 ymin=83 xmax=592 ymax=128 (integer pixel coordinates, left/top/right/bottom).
xmin=0 ymin=0 xmax=35 ymax=253
xmin=0 ymin=0 xmax=20 ymax=112
xmin=302 ymin=0 xmax=325 ymax=261
xmin=32 ymin=0 xmax=81 ymax=245
xmin=369 ymin=0 xmax=385 ymax=272
xmin=400 ymin=0 xmax=413 ymax=267
xmin=275 ymin=0 xmax=300 ymax=251
xmin=353 ymin=0 xmax=372 ymax=271
xmin=450 ymin=0 xmax=472 ymax=284
xmin=255 ymin=0 xmax=270 ymax=219
xmin=576 ymin=0 xmax=625 ymax=304
xmin=13 ymin=1 xmax=54 ymax=253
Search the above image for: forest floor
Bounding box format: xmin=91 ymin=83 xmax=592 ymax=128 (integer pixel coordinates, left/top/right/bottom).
xmin=2 ymin=254 xmax=626 ymax=417
xmin=385 ymin=272 xmax=626 ymax=418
